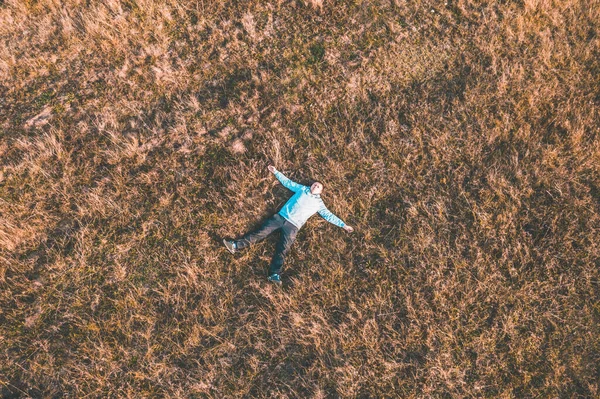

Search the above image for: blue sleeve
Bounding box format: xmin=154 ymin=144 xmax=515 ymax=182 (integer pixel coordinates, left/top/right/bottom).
xmin=318 ymin=203 xmax=346 ymax=228
xmin=274 ymin=171 xmax=305 ymax=193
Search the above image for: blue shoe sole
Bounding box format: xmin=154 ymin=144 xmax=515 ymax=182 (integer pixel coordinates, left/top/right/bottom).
xmin=268 ymin=275 xmax=282 ymax=285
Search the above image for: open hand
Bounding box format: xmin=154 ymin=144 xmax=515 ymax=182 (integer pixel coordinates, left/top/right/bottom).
xmin=344 ymin=225 xmax=354 ymax=233
xmin=268 ymin=165 xmax=277 ymax=173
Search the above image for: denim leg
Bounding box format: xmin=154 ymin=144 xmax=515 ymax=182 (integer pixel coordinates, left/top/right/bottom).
xmin=269 ymin=220 xmax=299 ymax=275
xmin=235 ymin=214 xmax=284 ymax=250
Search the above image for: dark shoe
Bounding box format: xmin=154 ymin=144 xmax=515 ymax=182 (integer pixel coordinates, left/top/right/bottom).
xmin=223 ymin=239 xmax=236 ymax=254
xmin=267 ymin=273 xmax=282 ymax=286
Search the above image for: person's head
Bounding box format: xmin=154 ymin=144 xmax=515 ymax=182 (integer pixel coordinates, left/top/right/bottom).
xmin=310 ymin=181 xmax=323 ymax=195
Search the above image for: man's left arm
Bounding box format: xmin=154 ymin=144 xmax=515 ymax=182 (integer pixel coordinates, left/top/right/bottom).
xmin=318 ymin=204 xmax=352 ymax=231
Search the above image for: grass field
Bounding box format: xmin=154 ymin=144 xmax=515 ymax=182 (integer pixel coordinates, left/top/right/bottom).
xmin=1 ymin=0 xmax=599 ymax=397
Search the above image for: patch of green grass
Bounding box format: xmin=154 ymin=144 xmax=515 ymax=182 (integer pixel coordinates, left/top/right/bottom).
xmin=308 ymin=41 xmax=325 ymax=64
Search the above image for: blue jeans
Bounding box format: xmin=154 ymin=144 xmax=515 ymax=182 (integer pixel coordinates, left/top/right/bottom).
xmin=234 ymin=213 xmax=299 ymax=275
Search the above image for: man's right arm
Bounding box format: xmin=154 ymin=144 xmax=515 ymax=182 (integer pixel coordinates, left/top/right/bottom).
xmin=269 ymin=166 xmax=305 ymax=193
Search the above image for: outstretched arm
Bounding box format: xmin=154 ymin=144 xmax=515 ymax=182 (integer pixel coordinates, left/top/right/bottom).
xmin=318 ymin=204 xmax=353 ymax=232
xmin=268 ymin=165 xmax=305 ymax=193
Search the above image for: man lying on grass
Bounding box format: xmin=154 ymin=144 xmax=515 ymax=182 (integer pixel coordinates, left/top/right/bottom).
xmin=223 ymin=165 xmax=354 ymax=285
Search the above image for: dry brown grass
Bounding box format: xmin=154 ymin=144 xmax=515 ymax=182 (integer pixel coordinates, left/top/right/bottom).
xmin=1 ymin=0 xmax=599 ymax=397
